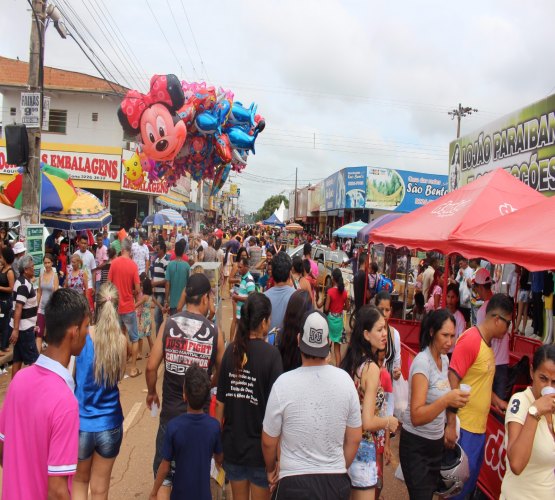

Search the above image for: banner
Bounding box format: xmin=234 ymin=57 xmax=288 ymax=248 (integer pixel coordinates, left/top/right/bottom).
xmin=120 ymin=149 xmax=169 ymax=194
xmin=345 ymin=167 xmax=367 ymax=208
xmin=0 ymin=143 xmax=122 ymax=182
xmin=20 ymin=92 xmax=40 ymax=128
xmin=366 ymin=167 xmax=447 ymax=212
xmin=449 ymin=94 xmax=555 ymax=195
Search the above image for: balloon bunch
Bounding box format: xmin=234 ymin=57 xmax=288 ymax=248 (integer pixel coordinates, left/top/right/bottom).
xmin=118 ymin=74 xmax=265 ymax=194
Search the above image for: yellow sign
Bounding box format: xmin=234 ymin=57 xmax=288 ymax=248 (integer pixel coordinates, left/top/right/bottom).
xmin=230 ymin=184 xmax=238 ymax=196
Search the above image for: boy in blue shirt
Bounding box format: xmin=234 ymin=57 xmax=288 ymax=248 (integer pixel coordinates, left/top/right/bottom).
xmin=150 ymin=365 xmax=223 ymax=500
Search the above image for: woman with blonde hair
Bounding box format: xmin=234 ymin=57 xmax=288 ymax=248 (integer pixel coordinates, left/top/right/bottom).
xmin=73 ymin=282 xmax=127 ymax=500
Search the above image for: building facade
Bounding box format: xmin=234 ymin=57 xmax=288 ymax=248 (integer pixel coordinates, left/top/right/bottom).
xmin=0 ymin=56 xmax=192 ymax=229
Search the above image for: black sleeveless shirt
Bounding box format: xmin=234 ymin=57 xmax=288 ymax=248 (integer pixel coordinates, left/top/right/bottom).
xmin=161 ymin=310 xmax=218 ymax=423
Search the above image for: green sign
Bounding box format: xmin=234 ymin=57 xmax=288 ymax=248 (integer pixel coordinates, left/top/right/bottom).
xmin=25 ymin=224 xmax=44 ymax=278
xmin=449 ymin=94 xmax=555 ymax=194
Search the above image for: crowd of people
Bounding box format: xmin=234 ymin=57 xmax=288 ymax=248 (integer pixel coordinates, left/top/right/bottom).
xmin=0 ymin=224 xmax=554 ymax=500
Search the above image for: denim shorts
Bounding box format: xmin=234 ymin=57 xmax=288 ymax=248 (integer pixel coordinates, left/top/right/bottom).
xmin=12 ymin=327 xmax=39 ymax=364
xmin=79 ymin=425 xmax=123 ymax=460
xmin=224 ymin=461 xmax=269 ymax=488
xmin=119 ymin=311 xmax=139 ymax=343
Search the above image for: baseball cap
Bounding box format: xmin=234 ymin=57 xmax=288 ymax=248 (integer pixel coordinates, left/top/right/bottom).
xmin=299 ymin=310 xmax=330 ymax=358
xmin=13 ymin=242 xmax=25 ymax=254
xmin=186 ymin=273 xmax=211 ymax=297
xmin=473 ymin=268 xmax=492 ymax=285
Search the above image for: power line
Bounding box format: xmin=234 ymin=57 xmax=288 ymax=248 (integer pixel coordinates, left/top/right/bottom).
xmin=165 ymin=0 xmax=199 ymax=79
xmin=90 ymin=0 xmax=148 ymax=90
xmin=179 ymin=0 xmax=210 ymax=82
xmin=144 ymin=0 xmax=187 ymax=79
xmin=56 ymin=0 xmax=127 ymax=90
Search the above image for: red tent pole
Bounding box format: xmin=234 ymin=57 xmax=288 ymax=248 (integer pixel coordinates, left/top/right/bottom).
xmin=441 ymin=254 xmax=450 ymax=308
xmin=363 ymin=243 xmax=371 ymax=304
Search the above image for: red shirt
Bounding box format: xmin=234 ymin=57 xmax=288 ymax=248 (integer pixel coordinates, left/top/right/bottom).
xmin=108 ymin=256 xmax=139 ymax=314
xmin=327 ymin=287 xmax=348 ymax=314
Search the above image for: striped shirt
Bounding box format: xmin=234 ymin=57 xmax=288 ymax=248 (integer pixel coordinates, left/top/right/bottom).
xmin=10 ymin=275 xmax=37 ymax=331
xmin=152 ymin=256 xmax=168 ymax=294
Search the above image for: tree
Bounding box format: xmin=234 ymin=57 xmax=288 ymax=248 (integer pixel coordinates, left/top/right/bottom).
xmin=256 ymin=195 xmax=289 ymax=222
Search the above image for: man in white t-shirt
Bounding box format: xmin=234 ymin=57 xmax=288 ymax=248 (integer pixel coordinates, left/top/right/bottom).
xmin=73 ymin=235 xmax=96 ymax=291
xmin=131 ymin=234 xmax=150 ymax=277
xmin=262 ymin=311 xmax=362 ymax=499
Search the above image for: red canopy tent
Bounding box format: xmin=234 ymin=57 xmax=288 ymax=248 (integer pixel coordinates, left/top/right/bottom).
xmin=451 ymin=195 xmax=555 ymax=271
xmin=370 ymin=169 xmax=544 ymax=253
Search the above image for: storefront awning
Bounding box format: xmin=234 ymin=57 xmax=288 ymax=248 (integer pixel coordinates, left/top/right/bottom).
xmin=186 ymin=202 xmax=204 ymax=213
xmin=156 ymin=194 xmax=187 ymax=211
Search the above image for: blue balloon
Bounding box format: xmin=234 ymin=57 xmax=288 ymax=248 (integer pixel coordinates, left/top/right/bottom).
xmin=229 ymin=101 xmax=257 ymax=126
xmin=195 ymin=111 xmax=220 ymax=135
xmin=227 ymin=126 xmax=259 ymax=154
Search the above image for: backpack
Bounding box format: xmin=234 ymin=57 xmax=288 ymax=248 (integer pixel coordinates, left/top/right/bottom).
xmin=376 ymin=274 xmax=394 ymax=293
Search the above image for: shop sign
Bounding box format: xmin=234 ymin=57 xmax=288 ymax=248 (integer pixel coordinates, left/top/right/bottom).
xmin=0 ymin=145 xmax=122 ymax=182
xmin=20 ymin=92 xmax=41 ymax=128
xmin=230 ymin=183 xmax=238 ymax=197
xmin=324 ymin=171 xmax=344 ymax=211
xmin=345 ymin=166 xmax=367 ymax=208
xmin=449 ymin=93 xmax=555 ymax=194
xmin=25 ymin=224 xmax=44 ymax=277
xmin=120 ymin=149 xmax=168 ymax=194
xmin=366 ymin=167 xmax=447 ymax=212
xmin=170 ymin=174 xmax=191 ymax=199
xmin=309 ymin=182 xmax=323 ymax=213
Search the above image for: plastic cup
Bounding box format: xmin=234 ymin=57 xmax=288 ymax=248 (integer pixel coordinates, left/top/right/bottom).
xmin=151 ymin=403 xmax=158 ymax=417
xmin=541 ymin=386 xmax=555 ymax=396
xmin=460 ymin=384 xmax=471 ymax=394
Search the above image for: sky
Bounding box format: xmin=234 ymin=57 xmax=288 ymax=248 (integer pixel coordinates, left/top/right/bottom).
xmin=2 ymin=0 xmax=555 ymax=213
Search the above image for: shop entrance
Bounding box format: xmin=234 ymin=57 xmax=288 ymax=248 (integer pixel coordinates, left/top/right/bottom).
xmin=120 ymin=200 xmax=138 ymax=230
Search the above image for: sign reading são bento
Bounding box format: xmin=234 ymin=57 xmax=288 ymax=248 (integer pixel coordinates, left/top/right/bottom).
xmin=449 ymin=93 xmax=555 ymax=195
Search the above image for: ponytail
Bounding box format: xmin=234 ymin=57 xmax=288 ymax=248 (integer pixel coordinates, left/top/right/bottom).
xmin=233 ymin=293 xmax=272 ymax=374
xmin=332 ymin=268 xmax=344 ymax=294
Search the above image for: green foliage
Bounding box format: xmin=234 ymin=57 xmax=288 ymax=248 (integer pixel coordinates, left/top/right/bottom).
xmin=256 ymin=195 xmax=289 ymax=222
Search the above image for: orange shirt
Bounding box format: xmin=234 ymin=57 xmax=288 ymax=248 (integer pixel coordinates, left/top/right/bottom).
xmin=449 ymin=327 xmax=495 ymax=434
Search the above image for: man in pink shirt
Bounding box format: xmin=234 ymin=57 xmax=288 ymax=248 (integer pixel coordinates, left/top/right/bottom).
xmin=303 ymin=243 xmax=319 ymax=280
xmin=0 ymin=288 xmax=90 ymax=500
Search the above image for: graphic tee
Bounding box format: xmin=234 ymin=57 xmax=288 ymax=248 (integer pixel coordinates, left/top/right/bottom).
xmin=217 ymin=340 xmax=282 ymax=467
xmin=162 ymin=413 xmax=222 ymax=500
xmin=500 ymin=387 xmax=555 ymax=500
xmin=161 ymin=311 xmax=218 ymax=424
xmin=449 ymin=326 xmax=495 ymax=434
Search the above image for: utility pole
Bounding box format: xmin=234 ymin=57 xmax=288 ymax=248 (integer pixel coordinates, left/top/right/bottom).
xmin=294 ymin=167 xmax=298 ymax=221
xmin=21 ymin=0 xmax=46 ymax=229
xmin=448 ymin=103 xmax=478 ymax=138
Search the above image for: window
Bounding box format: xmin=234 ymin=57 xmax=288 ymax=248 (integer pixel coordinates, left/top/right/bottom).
xmin=48 ymin=109 xmax=67 ymax=134
xmin=91 ymin=112 xmax=98 ymax=122
xmin=9 ymin=107 xmax=16 ymax=116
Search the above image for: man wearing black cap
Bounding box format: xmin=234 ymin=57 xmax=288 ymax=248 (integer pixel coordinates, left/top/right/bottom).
xmin=145 ymin=273 xmax=224 ymax=497
xmin=262 ymin=311 xmax=362 ymax=499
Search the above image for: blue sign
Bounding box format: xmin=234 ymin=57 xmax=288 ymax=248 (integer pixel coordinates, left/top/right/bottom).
xmin=345 ymin=167 xmax=367 ymax=208
xmin=324 ymin=171 xmax=338 ymax=210
xmin=366 ymin=167 xmax=448 ymax=212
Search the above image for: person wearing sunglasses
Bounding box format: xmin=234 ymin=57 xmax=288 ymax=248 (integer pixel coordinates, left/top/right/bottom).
xmin=474 ymin=268 xmax=511 ymax=401
xmin=444 ymin=293 xmax=513 ymax=500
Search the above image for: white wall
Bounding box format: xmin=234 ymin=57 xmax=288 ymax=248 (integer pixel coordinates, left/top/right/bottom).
xmin=1 ymin=89 xmax=124 ymax=147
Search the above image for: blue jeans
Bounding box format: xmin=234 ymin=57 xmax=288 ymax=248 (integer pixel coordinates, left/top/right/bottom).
xmin=154 ymin=293 xmax=165 ymax=336
xmin=119 ymin=311 xmax=139 ymax=343
xmin=450 ymin=429 xmax=486 ymax=500
xmin=223 ymin=461 xmax=269 ymax=488
xmin=79 ymin=425 xmax=123 ymax=460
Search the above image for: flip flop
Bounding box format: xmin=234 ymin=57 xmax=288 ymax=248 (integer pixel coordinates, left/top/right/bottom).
xmin=129 ymin=369 xmax=142 ymax=378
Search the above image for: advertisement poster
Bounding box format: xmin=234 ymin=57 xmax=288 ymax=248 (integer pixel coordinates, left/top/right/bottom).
xmin=0 ymin=143 xmax=122 ymax=182
xmin=449 ymin=94 xmax=555 ymax=195
xmin=20 ymin=92 xmax=41 ymax=128
xmin=366 ymin=167 xmax=447 ymax=212
xmin=25 ymin=224 xmax=44 ymax=276
xmin=345 ymin=166 xmax=367 ymax=208
xmin=324 ymin=172 xmax=338 ymax=211
xmin=120 ymin=149 xmax=169 ymax=194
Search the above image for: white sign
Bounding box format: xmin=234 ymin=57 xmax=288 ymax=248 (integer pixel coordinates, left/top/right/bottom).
xmin=20 ymin=92 xmax=41 ymax=128
xmin=0 ymin=146 xmax=122 ymax=182
xmin=42 ymin=96 xmax=51 ymax=131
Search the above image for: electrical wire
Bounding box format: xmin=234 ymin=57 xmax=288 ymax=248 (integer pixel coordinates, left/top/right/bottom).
xmin=144 ymin=0 xmax=188 ymax=79
xmin=56 ymin=0 xmax=126 ymax=92
xmin=179 ymin=0 xmax=210 ymax=82
xmin=165 ymin=0 xmax=199 ymax=79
